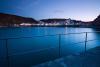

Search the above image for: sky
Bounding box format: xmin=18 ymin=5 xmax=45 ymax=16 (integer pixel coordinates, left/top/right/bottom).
xmin=0 ymin=0 xmax=100 ymax=21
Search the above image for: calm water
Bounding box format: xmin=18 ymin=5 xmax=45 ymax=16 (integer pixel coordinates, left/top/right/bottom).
xmin=0 ymin=27 xmax=100 ymax=67
xmin=0 ymin=27 xmax=97 ymax=38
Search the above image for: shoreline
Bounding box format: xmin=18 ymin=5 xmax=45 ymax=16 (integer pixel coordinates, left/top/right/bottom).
xmin=1 ymin=25 xmax=100 ymax=29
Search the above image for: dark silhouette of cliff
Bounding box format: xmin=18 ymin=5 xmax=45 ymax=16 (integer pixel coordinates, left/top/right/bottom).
xmin=92 ymin=15 xmax=100 ymax=26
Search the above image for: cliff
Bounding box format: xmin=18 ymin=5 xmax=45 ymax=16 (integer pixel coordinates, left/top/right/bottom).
xmin=92 ymin=15 xmax=100 ymax=26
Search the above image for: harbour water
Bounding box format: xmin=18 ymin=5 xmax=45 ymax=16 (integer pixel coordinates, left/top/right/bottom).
xmin=0 ymin=27 xmax=100 ymax=67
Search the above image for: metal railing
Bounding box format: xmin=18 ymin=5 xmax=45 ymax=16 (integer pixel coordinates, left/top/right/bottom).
xmin=0 ymin=32 xmax=100 ymax=67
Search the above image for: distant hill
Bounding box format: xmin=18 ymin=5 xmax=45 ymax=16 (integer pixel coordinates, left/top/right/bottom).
xmin=0 ymin=13 xmax=39 ymax=26
xmin=0 ymin=13 xmax=98 ymax=27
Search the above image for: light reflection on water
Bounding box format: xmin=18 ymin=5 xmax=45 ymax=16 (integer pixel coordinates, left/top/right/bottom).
xmin=0 ymin=27 xmax=94 ymax=38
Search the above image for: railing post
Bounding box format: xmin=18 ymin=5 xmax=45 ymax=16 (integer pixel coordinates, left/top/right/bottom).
xmin=85 ymin=32 xmax=87 ymax=54
xmin=83 ymin=32 xmax=88 ymax=67
xmin=58 ymin=34 xmax=61 ymax=57
xmin=5 ymin=39 xmax=10 ymax=67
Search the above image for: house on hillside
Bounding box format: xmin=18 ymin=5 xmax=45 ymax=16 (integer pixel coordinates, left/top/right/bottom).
xmin=40 ymin=18 xmax=82 ymax=26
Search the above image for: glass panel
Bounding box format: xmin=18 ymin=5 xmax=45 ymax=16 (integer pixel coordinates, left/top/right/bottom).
xmin=86 ymin=40 xmax=100 ymax=54
xmin=61 ymin=33 xmax=85 ymax=44
xmin=86 ymin=40 xmax=100 ymax=50
xmin=87 ymin=32 xmax=100 ymax=41
xmin=60 ymin=33 xmax=85 ymax=56
xmin=7 ymin=36 xmax=59 ymax=67
xmin=61 ymin=42 xmax=85 ymax=57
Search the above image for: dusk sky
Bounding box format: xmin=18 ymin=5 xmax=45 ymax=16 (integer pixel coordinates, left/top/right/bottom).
xmin=0 ymin=0 xmax=100 ymax=21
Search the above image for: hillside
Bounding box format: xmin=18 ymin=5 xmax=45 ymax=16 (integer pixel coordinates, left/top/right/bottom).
xmin=0 ymin=13 xmax=39 ymax=26
xmin=92 ymin=15 xmax=100 ymax=26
